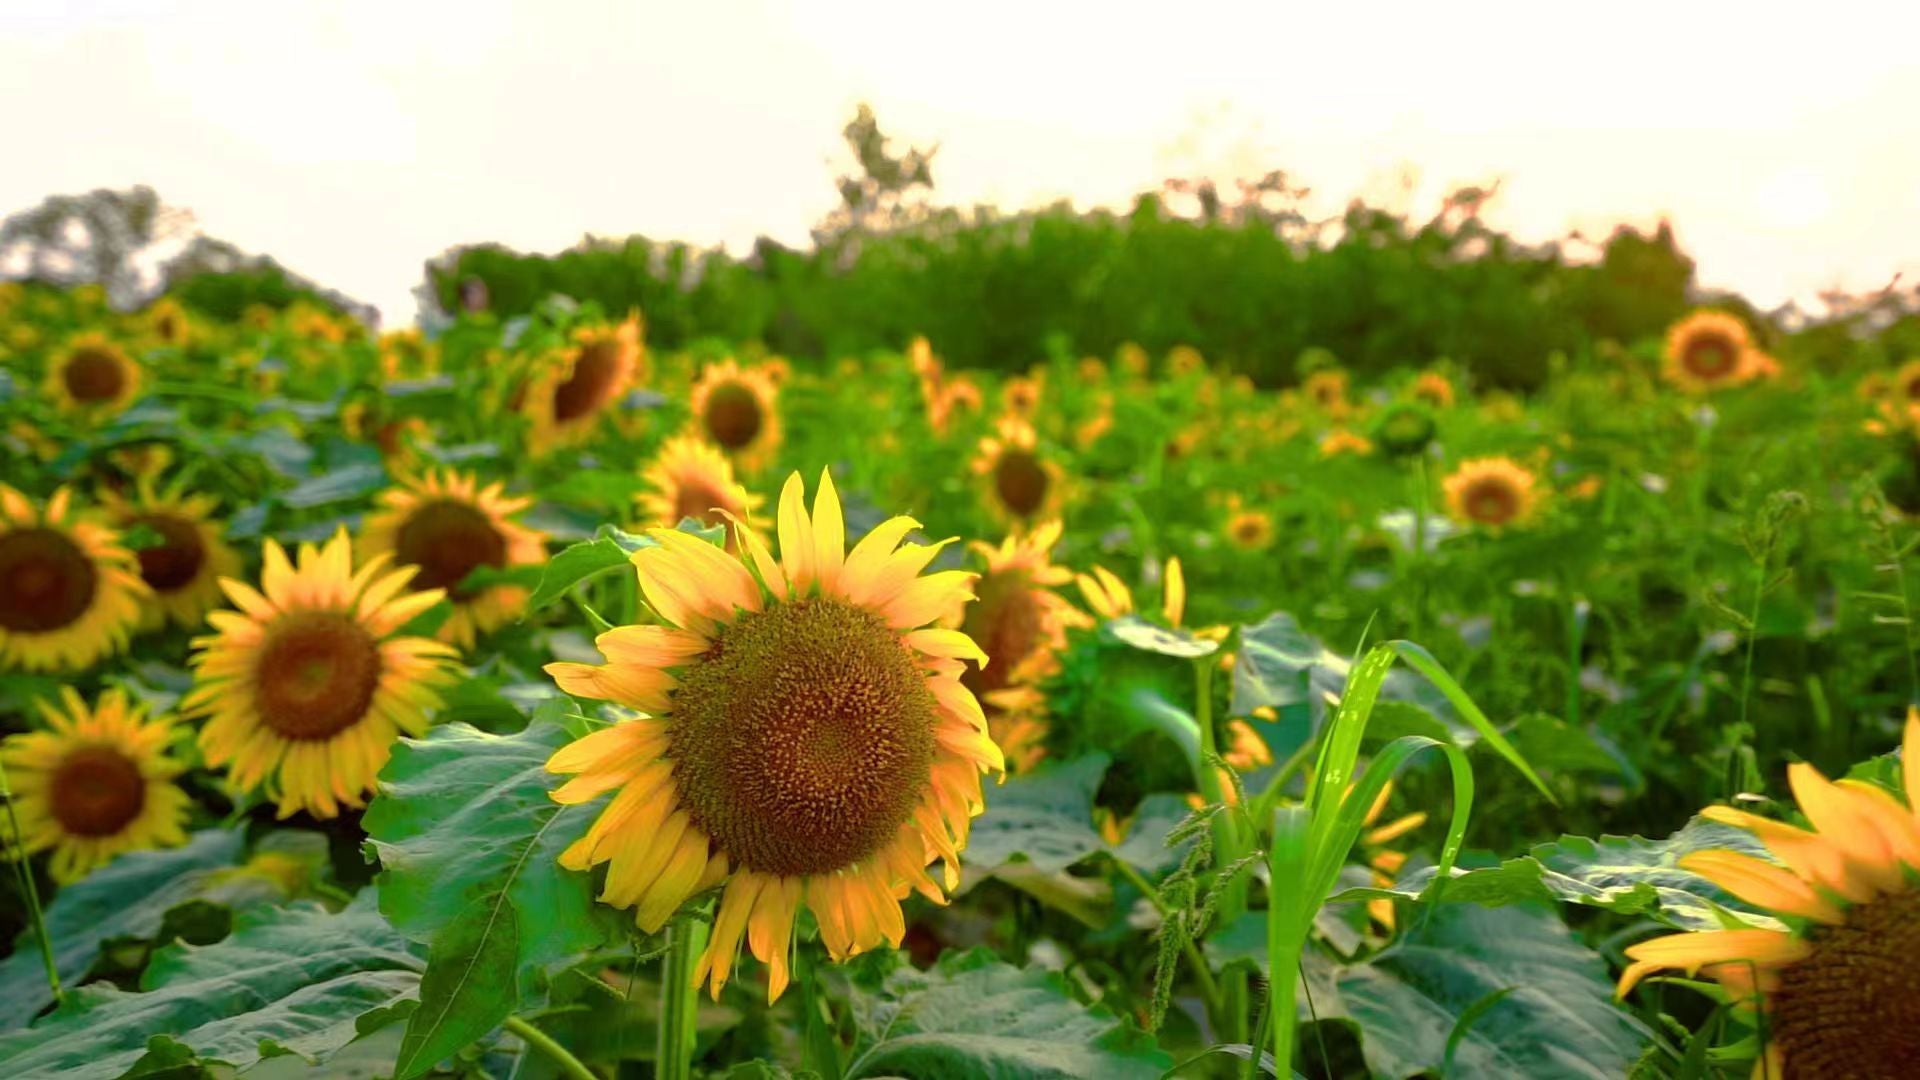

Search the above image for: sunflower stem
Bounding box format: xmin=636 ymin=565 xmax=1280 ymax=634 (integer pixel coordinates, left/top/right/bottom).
xmin=656 ymin=915 xmax=707 ymax=1080
xmin=0 ymin=758 xmax=61 ymax=1007
xmin=503 ymin=1014 xmax=595 ymax=1080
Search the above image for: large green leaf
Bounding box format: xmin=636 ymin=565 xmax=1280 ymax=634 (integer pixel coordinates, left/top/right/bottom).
xmin=1328 ymin=904 xmax=1648 ymax=1079
xmin=963 ymin=754 xmax=1109 ymax=876
xmin=842 ymin=949 xmax=1169 ymax=1079
xmin=0 ymin=891 xmax=421 ymax=1079
xmin=0 ymin=828 xmax=320 ymax=1030
xmin=526 ymin=525 xmax=657 ymax=609
xmin=1342 ymin=816 xmax=1773 ymax=930
xmin=362 ymin=717 xmax=621 ymax=1079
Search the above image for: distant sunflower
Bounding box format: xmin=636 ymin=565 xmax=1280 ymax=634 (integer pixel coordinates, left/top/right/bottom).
xmin=143 ymin=296 xmax=192 ymax=348
xmin=1616 ymin=713 xmax=1920 ymax=1078
xmin=99 ymin=481 xmax=241 ymax=631
xmin=46 ymin=333 xmax=141 ymax=418
xmin=971 ymin=416 xmax=1065 ymax=525
xmin=358 ymin=470 xmax=547 ymax=650
xmin=637 ymin=435 xmax=763 ymax=542
xmin=0 ymin=487 xmax=148 ymax=672
xmin=1663 ymin=310 xmax=1754 ymax=392
xmin=1222 ymin=498 xmax=1275 ymax=552
xmin=1 ymin=688 xmax=190 ymax=882
xmin=689 ymin=358 xmax=782 ymax=470
xmin=1318 ymin=428 xmax=1374 ymax=459
xmin=545 ymin=470 xmax=1003 ymax=1002
xmin=1000 ymin=374 xmax=1044 ymax=418
xmin=1075 ymin=557 xmax=1185 ymax=629
xmin=1356 ymin=781 xmax=1427 ymax=932
xmin=1302 ymin=369 xmax=1351 ymax=416
xmin=1891 ymin=359 xmax=1920 ymax=406
xmin=1410 ymin=371 xmax=1456 ymax=409
xmin=184 ymin=531 xmax=458 ymax=818
xmin=1442 ymin=457 xmax=1540 ymax=529
xmin=946 ymin=523 xmax=1086 ymax=774
xmin=522 ymin=314 xmax=645 ymax=453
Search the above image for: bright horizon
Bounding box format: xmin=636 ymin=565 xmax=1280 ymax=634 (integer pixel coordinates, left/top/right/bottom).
xmin=4 ymin=0 xmax=1918 ymax=325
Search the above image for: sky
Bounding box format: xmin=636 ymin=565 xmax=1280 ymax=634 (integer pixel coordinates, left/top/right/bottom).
xmin=4 ymin=0 xmax=1919 ymax=324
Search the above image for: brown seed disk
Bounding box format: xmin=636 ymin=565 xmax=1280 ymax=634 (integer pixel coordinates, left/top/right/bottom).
xmin=50 ymin=746 xmax=146 ymax=837
xmin=552 ymin=338 xmax=625 ymax=422
xmin=253 ymin=611 xmax=383 ymax=742
xmin=63 ymin=348 xmax=127 ymax=402
xmin=132 ymin=513 xmax=207 ymax=592
xmin=395 ymin=499 xmax=506 ymax=600
xmin=0 ymin=527 xmax=98 ymax=633
xmin=704 ymin=382 xmax=764 ymax=449
xmin=993 ymin=451 xmax=1049 ymax=518
xmin=1768 ymin=888 xmax=1920 ymax=1077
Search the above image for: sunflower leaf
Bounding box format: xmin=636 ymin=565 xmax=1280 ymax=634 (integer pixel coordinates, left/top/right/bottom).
xmin=363 ymin=715 xmax=621 ymax=1078
xmin=0 ymin=891 xmax=421 ymax=1079
xmin=841 ymin=947 xmax=1170 ymax=1079
xmin=525 ymin=525 xmax=658 ymax=610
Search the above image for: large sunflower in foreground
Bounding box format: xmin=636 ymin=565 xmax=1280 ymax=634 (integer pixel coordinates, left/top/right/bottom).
xmin=358 ymin=470 xmax=548 ymax=650
xmin=971 ymin=416 xmax=1066 ymax=525
xmin=1616 ymin=714 xmax=1920 ymax=1078
xmin=689 ymin=358 xmax=783 ymax=471
xmin=1662 ymin=310 xmax=1754 ymax=393
xmin=0 ymin=487 xmax=148 ymax=672
xmin=184 ymin=531 xmax=458 ymax=818
xmin=637 ymin=435 xmax=764 ymax=543
xmin=45 ymin=333 xmax=142 ymax=418
xmin=99 ymin=481 xmax=242 ymax=631
xmin=1 ymin=688 xmax=190 ymax=882
xmin=521 ymin=314 xmax=645 ymax=453
xmin=947 ymin=522 xmax=1087 ymax=773
xmin=1442 ymin=456 xmax=1541 ymax=530
xmin=545 ymin=470 xmax=1004 ymax=1002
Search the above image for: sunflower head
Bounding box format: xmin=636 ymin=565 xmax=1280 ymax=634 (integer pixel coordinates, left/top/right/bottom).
xmin=1411 ymin=371 xmax=1456 ymax=409
xmin=144 ymin=297 xmax=191 ymax=348
xmin=1318 ymin=427 xmax=1374 ymax=459
xmin=0 ymin=487 xmax=149 ymax=672
xmin=1615 ymin=713 xmax=1920 ymax=1078
xmin=1075 ymin=558 xmax=1185 ymax=629
xmin=1302 ymin=369 xmax=1350 ymax=414
xmin=1373 ymin=402 xmax=1437 ymax=459
xmin=1167 ymin=345 xmax=1206 ymax=377
xmin=99 ymin=481 xmax=242 ymax=631
xmin=46 ymin=333 xmax=141 ymax=417
xmin=1442 ymin=456 xmax=1540 ymax=529
xmin=358 ymin=470 xmax=547 ymax=650
xmin=951 ymin=521 xmax=1087 ymax=702
xmin=185 ymin=530 xmax=458 ymax=818
xmin=522 ymin=314 xmax=646 ymax=452
xmin=637 ymin=435 xmax=764 ymax=545
xmin=544 ymin=470 xmax=1003 ymax=1002
xmin=1663 ymin=310 xmax=1754 ymax=392
xmin=689 ymin=358 xmax=783 ymax=470
xmin=1000 ymin=374 xmax=1044 ymax=417
xmin=1223 ymin=501 xmax=1276 ymax=552
xmin=1891 ymin=359 xmax=1920 ymax=406
xmin=1 ymin=687 xmax=190 ymax=882
xmin=972 ymin=416 xmax=1064 ymax=524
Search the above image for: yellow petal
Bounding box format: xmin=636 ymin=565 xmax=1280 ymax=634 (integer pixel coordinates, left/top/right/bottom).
xmin=1679 ymin=849 xmax=1845 ymax=924
xmin=811 ymin=467 xmax=846 ymax=595
xmin=1163 ymin=557 xmax=1185 ymax=628
xmin=776 ymin=473 xmax=815 ymax=593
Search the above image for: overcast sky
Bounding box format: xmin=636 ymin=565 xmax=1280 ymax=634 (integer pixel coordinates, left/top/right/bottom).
xmin=4 ymin=0 xmax=1918 ymax=323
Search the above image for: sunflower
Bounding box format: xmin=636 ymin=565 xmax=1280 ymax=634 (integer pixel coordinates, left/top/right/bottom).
xmin=45 ymin=333 xmax=141 ymax=418
xmin=143 ymin=296 xmax=191 ymax=349
xmin=1318 ymin=428 xmax=1374 ymax=459
xmin=1890 ymin=359 xmax=1920 ymax=407
xmin=1302 ymin=369 xmax=1351 ymax=417
xmin=1 ymin=688 xmax=190 ymax=882
xmin=544 ymin=470 xmax=1004 ymax=1002
xmin=358 ymin=470 xmax=547 ymax=650
xmin=971 ymin=416 xmax=1065 ymax=525
xmin=1355 ymin=781 xmax=1426 ymax=932
xmin=0 ymin=487 xmax=148 ymax=672
xmin=522 ymin=314 xmax=646 ymax=453
xmin=1411 ymin=371 xmax=1456 ymax=409
xmin=1615 ymin=713 xmax=1920 ymax=1078
xmin=98 ymin=481 xmax=241 ymax=631
xmin=1662 ymin=310 xmax=1754 ymax=392
xmin=1222 ymin=497 xmax=1275 ymax=552
xmin=689 ymin=358 xmax=783 ymax=471
xmin=1000 ymin=374 xmax=1044 ymax=418
xmin=637 ymin=434 xmax=763 ymax=548
xmin=1075 ymin=557 xmax=1185 ymax=629
xmin=947 ymin=523 xmax=1087 ymax=773
xmin=1442 ymin=456 xmax=1541 ymax=529
xmin=183 ymin=530 xmax=458 ymax=818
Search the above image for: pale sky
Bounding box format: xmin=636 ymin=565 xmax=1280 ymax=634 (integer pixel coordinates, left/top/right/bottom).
xmin=4 ymin=0 xmax=1918 ymax=324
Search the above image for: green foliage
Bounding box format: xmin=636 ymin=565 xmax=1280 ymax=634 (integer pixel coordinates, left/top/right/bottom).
xmin=841 ymin=948 xmax=1170 ymax=1079
xmin=361 ymin=713 xmax=624 ymax=1078
xmin=0 ymin=892 xmax=421 ymax=1079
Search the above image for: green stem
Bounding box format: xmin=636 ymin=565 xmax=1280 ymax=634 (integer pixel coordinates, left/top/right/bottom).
xmin=503 ymin=1014 xmax=596 ymax=1080
xmin=656 ymin=916 xmax=707 ymax=1080
xmin=0 ymin=759 xmax=60 ymax=1008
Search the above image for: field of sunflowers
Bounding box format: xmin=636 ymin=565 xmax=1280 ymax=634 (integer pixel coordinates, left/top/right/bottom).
xmin=1 ymin=276 xmax=1918 ymax=1079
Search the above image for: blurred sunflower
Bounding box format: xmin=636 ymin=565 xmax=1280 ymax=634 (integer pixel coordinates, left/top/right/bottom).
xmin=544 ymin=470 xmax=1003 ymax=1002
xmin=1167 ymin=345 xmax=1206 ymax=377
xmin=1318 ymin=428 xmax=1374 ymax=459
xmin=1000 ymin=373 xmax=1044 ymax=418
xmin=925 ymin=376 xmax=983 ymax=437
xmin=0 ymin=487 xmax=148 ymax=672
xmin=1410 ymin=371 xmax=1456 ymax=409
xmin=949 ymin=522 xmax=1088 ymax=774
xmin=1355 ymin=781 xmax=1427 ymax=932
xmin=184 ymin=531 xmax=458 ymax=818
xmin=99 ymin=481 xmax=241 ymax=631
xmin=522 ymin=314 xmax=645 ymax=453
xmin=1303 ymin=369 xmax=1351 ymax=416
xmin=1442 ymin=456 xmax=1540 ymax=530
xmin=342 ymin=401 xmax=430 ymax=464
xmin=1662 ymin=310 xmax=1754 ymax=392
xmin=689 ymin=358 xmax=782 ymax=470
xmin=1222 ymin=497 xmax=1276 ymax=552
xmin=1076 ymin=558 xmax=1185 ymax=628
xmin=1890 ymin=359 xmax=1920 ymax=407
xmin=45 ymin=333 xmax=141 ymax=418
xmin=972 ymin=415 xmax=1065 ymax=525
xmin=637 ymin=435 xmax=764 ymax=545
xmin=143 ymin=296 xmax=192 ymax=348
xmin=1616 ymin=713 xmax=1920 ymax=1078
xmin=359 ymin=470 xmax=547 ymax=650
xmin=1 ymin=688 xmax=190 ymax=882
xmin=378 ymin=328 xmax=439 ymax=380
